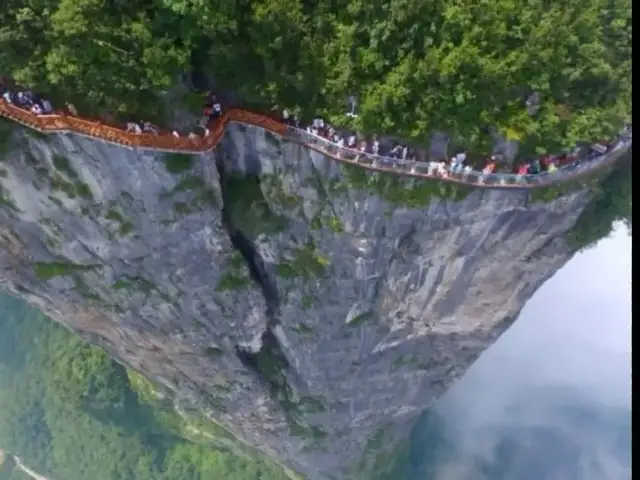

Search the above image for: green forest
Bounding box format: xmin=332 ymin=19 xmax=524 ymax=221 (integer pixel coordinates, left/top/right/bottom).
xmin=0 ymin=294 xmax=292 ymax=480
xmin=566 ymin=149 xmax=632 ymax=250
xmin=0 ymin=0 xmax=631 ymax=153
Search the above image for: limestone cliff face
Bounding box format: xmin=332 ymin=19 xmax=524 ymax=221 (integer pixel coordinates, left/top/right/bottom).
xmin=0 ymin=121 xmax=598 ymax=479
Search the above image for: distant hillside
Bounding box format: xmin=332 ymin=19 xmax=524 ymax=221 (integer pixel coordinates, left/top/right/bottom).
xmin=0 ymin=294 xmax=290 ymax=480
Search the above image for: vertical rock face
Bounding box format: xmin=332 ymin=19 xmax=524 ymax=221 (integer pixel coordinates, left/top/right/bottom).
xmin=0 ymin=121 xmax=596 ymax=479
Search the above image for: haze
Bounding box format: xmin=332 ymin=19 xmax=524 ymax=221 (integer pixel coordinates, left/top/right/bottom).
xmin=408 ymin=223 xmax=631 ymax=480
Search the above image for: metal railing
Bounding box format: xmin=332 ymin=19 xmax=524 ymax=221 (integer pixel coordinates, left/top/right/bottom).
xmin=0 ymin=97 xmax=631 ymax=190
xmin=284 ymin=127 xmax=632 ymax=188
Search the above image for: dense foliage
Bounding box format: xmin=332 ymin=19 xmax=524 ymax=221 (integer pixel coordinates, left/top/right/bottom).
xmin=0 ymin=0 xmax=631 ymax=151
xmin=567 ymin=148 xmax=632 ymax=250
xmin=0 ymin=294 xmax=290 ymax=480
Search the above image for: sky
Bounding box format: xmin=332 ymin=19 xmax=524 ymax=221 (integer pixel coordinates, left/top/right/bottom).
xmin=410 ymin=223 xmax=632 ymax=480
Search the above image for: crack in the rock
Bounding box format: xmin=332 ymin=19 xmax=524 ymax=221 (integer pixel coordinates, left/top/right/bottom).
xmin=215 ymin=150 xmax=309 ymax=423
xmin=216 ymin=158 xmax=280 ymax=322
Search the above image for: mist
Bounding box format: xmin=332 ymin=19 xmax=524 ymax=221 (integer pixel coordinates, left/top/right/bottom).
xmin=407 ymin=223 xmax=631 ymax=480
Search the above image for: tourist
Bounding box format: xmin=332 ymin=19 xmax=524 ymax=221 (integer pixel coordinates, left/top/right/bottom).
xmin=41 ymin=99 xmax=53 ymax=113
xmin=142 ymin=122 xmax=157 ymax=134
xmin=518 ymin=163 xmax=529 ymax=175
xmin=528 ymin=158 xmax=541 ymax=174
xmin=450 ymin=152 xmax=466 ymax=173
xmin=483 ymin=159 xmax=496 ymax=175
xmin=372 ymin=139 xmax=380 ymax=155
xmin=66 ymin=103 xmax=78 ymax=116
xmin=211 ymin=102 xmax=222 ymax=119
xmin=437 ymin=159 xmax=449 ymax=177
xmin=126 ymin=122 xmax=142 ymax=134
xmin=453 ymin=151 xmax=466 ymax=167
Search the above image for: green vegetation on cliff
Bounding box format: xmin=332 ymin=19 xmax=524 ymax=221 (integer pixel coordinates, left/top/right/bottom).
xmin=527 ymin=148 xmax=631 ymax=250
xmin=0 ymin=0 xmax=631 ymax=151
xmin=567 ymin=148 xmax=632 ymax=250
xmin=0 ymin=294 xmax=291 ymax=480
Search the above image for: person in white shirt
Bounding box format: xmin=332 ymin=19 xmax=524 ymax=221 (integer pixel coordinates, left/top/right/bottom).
xmin=347 ymin=135 xmax=356 ymax=147
xmin=336 ymin=137 xmax=345 ymax=157
xmin=438 ymin=161 xmax=449 ymax=177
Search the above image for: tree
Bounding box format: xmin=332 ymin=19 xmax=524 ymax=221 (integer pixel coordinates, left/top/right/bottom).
xmin=0 ymin=0 xmax=631 ymax=151
xmin=0 ymin=294 xmax=291 ymax=480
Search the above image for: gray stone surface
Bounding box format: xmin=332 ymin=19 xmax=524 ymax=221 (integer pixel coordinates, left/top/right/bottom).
xmin=0 ymin=123 xmax=596 ymax=479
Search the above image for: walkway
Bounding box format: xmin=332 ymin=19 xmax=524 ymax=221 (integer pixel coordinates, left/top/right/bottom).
xmin=1 ymin=454 xmax=50 ymax=480
xmin=0 ymin=98 xmax=631 ymax=190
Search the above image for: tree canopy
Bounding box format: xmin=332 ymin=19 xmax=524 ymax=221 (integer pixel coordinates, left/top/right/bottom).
xmin=0 ymin=0 xmax=631 ymax=151
xmin=566 ymin=148 xmax=632 ymax=250
xmin=0 ymin=294 xmax=291 ymax=480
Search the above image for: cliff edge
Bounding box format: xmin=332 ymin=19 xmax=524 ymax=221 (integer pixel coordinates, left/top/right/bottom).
xmin=0 ymin=121 xmax=609 ymax=479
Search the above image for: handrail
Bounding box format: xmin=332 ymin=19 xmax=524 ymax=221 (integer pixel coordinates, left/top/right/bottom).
xmin=0 ymin=98 xmax=631 ymax=189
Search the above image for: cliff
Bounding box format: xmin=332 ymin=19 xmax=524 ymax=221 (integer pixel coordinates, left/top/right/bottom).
xmin=0 ymin=120 xmax=605 ymax=479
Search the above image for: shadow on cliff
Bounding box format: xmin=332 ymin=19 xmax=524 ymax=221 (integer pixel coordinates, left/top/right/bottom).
xmin=216 ymin=159 xmax=280 ymax=321
xmin=215 ymin=155 xmax=306 ymax=419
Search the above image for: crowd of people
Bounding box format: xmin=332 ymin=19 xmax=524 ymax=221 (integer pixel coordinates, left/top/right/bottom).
xmin=0 ymin=79 xmax=631 ymax=182
xmin=281 ymin=109 xmax=631 ymax=180
xmin=2 ymin=88 xmax=54 ymax=116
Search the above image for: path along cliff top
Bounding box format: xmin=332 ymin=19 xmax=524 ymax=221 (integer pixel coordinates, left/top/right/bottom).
xmin=0 ymin=92 xmax=632 ymax=191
